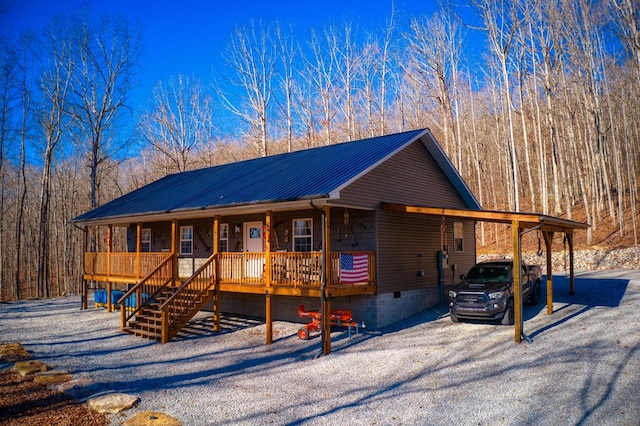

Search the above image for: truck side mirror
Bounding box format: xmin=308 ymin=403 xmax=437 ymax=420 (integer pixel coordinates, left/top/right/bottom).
xmin=460 ymin=274 xmax=466 ymax=280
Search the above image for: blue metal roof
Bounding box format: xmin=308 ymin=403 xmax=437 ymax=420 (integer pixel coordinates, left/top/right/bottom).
xmin=72 ymin=128 xmax=479 ymax=223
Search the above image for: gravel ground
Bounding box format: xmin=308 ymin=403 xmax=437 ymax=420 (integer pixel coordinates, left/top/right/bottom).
xmin=1 ymin=269 xmax=639 ymax=426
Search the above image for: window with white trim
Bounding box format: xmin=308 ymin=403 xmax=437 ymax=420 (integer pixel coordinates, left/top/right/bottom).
xmin=180 ymin=226 xmax=193 ymax=255
xmin=220 ymin=223 xmax=229 ymax=252
xmin=293 ymin=219 xmax=312 ymax=252
xmin=454 ymin=222 xmax=464 ymax=252
xmin=141 ymin=228 xmax=151 ymax=252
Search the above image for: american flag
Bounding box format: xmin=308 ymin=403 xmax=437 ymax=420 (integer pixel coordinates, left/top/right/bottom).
xmin=340 ymin=253 xmax=368 ymax=284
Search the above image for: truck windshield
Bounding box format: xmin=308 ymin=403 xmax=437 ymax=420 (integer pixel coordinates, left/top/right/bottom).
xmin=466 ymin=265 xmax=510 ymax=283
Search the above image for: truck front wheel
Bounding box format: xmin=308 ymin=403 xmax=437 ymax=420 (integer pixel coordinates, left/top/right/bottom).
xmin=501 ymin=299 xmax=514 ymax=326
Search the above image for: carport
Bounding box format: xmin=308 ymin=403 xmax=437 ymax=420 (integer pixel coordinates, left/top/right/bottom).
xmin=381 ymin=203 xmax=590 ymax=343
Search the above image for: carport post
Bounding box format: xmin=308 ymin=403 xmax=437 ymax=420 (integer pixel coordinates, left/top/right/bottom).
xmin=567 ymin=233 xmax=575 ymax=295
xmin=543 ymin=231 xmax=554 ymax=315
xmin=512 ymin=220 xmax=522 ymax=343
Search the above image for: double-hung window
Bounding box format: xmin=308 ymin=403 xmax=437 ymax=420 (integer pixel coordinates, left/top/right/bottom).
xmin=220 ymin=223 xmax=229 ymax=252
xmin=141 ymin=228 xmax=151 ymax=252
xmin=454 ymin=222 xmax=464 ymax=253
xmin=293 ymin=219 xmax=312 ymax=252
xmin=180 ymin=226 xmax=193 ymax=255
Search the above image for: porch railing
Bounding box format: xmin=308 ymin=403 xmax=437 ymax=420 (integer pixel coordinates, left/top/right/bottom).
xmin=85 ymin=252 xmax=170 ymax=279
xmin=270 ymin=252 xmax=322 ymax=286
xmin=86 ymin=250 xmax=375 ymax=288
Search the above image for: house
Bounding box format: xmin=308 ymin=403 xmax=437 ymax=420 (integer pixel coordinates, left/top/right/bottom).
xmin=73 ymin=128 xmax=586 ymax=350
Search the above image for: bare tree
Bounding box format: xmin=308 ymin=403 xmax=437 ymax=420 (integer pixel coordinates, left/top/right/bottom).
xmin=303 ymin=27 xmax=339 ymax=145
xmin=35 ymin=20 xmax=74 ymax=298
xmin=0 ymin=40 xmax=18 ymax=300
xmin=218 ymin=20 xmax=277 ymax=156
xmin=66 ymin=11 xmax=141 ymax=211
xmin=274 ymin=23 xmax=297 ymax=152
xmin=329 ymin=21 xmax=365 ymax=141
xmin=472 ymin=0 xmax=524 ymax=211
xmin=406 ymin=7 xmax=465 ymax=168
xmin=139 ymin=74 xmax=217 ymax=174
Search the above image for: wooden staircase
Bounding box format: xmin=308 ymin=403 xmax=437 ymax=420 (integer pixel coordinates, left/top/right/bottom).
xmin=124 ymin=287 xmax=216 ymax=341
xmin=119 ymin=253 xmax=219 ymax=343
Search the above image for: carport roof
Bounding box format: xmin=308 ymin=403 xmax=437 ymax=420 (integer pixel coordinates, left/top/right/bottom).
xmin=381 ymin=203 xmax=589 ymax=233
xmin=381 ymin=202 xmax=590 ymax=345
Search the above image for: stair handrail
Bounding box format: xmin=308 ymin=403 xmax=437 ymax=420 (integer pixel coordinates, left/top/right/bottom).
xmin=159 ymin=253 xmax=218 ymax=342
xmin=118 ymin=253 xmax=175 ymax=330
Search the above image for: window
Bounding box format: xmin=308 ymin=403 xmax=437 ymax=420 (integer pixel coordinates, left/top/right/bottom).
xmin=293 ymin=219 xmax=312 ymax=252
xmin=141 ymin=228 xmax=151 ymax=252
xmin=220 ymin=223 xmax=228 ymax=252
xmin=454 ymin=222 xmax=464 ymax=252
xmin=180 ymin=226 xmax=193 ymax=255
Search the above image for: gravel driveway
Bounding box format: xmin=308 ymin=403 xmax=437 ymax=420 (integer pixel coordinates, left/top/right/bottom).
xmin=1 ymin=269 xmax=639 ymax=425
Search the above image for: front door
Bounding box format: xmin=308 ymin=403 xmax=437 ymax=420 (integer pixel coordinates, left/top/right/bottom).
xmin=243 ymin=221 xmax=264 ymax=279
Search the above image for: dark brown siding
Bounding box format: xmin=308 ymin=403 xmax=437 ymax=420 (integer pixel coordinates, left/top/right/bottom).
xmin=376 ymin=210 xmax=476 ymax=294
xmin=339 ymin=138 xmax=469 ymax=209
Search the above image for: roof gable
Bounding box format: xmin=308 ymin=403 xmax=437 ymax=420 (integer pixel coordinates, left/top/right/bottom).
xmin=73 ymin=129 xmax=439 ymax=223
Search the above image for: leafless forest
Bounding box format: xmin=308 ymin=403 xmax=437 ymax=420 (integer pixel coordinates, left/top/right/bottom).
xmin=1 ymin=0 xmax=639 ymax=301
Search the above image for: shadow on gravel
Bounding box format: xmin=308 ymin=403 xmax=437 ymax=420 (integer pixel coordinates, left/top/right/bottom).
xmin=527 ymin=272 xmax=629 ymax=340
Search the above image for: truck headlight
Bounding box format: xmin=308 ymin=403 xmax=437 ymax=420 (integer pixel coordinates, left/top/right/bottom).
xmin=448 ymin=290 xmax=457 ymax=299
xmin=488 ymin=291 xmax=504 ymax=300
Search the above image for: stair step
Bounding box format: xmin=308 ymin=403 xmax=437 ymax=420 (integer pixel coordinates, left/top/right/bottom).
xmin=123 ymin=327 xmax=161 ymax=341
xmin=133 ymin=321 xmax=162 ymax=329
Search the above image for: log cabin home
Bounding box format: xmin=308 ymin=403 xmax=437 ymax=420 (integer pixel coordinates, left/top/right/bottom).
xmin=71 ymin=128 xmax=485 ymax=348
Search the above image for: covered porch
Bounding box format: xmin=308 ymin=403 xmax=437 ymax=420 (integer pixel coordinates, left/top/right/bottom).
xmin=80 ymin=207 xmax=376 ymax=349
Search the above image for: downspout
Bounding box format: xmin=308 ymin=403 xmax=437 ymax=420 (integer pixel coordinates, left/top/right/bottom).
xmin=309 ymin=200 xmax=327 ymax=358
xmin=518 ymin=221 xmax=544 ymax=344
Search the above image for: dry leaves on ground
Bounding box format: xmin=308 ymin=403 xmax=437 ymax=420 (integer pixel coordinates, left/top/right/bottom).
xmin=0 ymin=369 xmax=108 ymax=426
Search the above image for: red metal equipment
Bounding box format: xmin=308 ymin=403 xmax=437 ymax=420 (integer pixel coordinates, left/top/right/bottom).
xmin=297 ymin=304 xmax=359 ymax=340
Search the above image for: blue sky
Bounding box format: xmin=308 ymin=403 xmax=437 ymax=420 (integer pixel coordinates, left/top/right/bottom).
xmin=2 ymin=0 xmax=447 ymax=112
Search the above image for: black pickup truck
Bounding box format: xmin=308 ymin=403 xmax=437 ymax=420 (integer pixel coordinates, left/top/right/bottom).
xmin=448 ymin=259 xmax=542 ymax=325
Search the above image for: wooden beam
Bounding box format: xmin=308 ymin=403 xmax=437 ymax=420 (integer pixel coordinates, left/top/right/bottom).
xmin=213 ymin=215 xmax=220 ymax=332
xmin=265 ymin=211 xmax=273 ymax=345
xmin=512 ymin=220 xmax=522 ymax=343
xmin=107 ymin=225 xmax=113 ymax=313
xmin=171 ymin=219 xmax=178 ymax=284
xmin=567 ymin=233 xmax=575 ymax=296
xmin=542 ymin=231 xmax=554 ymax=315
xmin=82 ymin=226 xmax=89 ymax=310
xmin=380 ymin=203 xmax=589 ymax=231
xmin=323 ymin=205 xmax=332 ymax=355
xmin=136 ymin=223 xmax=142 ymax=280
xmin=324 ymin=205 xmax=332 ymax=292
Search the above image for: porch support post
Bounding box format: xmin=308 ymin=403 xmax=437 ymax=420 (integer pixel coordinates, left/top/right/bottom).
xmin=512 ymin=220 xmax=522 ymax=343
xmin=567 ymin=233 xmax=575 ymax=295
xmin=265 ymin=210 xmax=273 ymax=345
xmin=213 ymin=215 xmax=220 ymax=332
xmin=136 ymin=223 xmax=142 ymax=280
xmin=171 ymin=219 xmax=178 ymax=284
xmin=107 ymin=225 xmax=113 ymax=312
xmin=82 ymin=226 xmax=88 ymax=309
xmin=322 ymin=205 xmax=331 ymax=355
xmin=542 ymin=231 xmax=554 ymax=315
